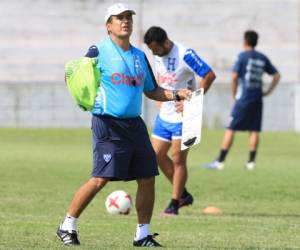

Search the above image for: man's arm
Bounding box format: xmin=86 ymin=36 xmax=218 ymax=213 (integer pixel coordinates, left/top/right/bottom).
xmin=263 ymin=72 xmax=281 ymax=96
xmin=231 ymin=72 xmax=238 ymax=100
xmin=183 ymin=48 xmax=215 ymax=94
xmin=199 ymin=70 xmax=216 ymax=94
xmin=144 ymin=87 xmax=191 ymax=102
xmin=155 ymin=73 xmax=162 ymax=109
xmin=172 ymin=70 xmax=216 ymax=113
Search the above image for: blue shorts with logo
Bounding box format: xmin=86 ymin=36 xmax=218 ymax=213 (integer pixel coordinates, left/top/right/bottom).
xmin=151 ymin=115 xmax=182 ymax=142
xmin=91 ymin=115 xmax=159 ymax=181
xmin=228 ymin=99 xmax=262 ymax=132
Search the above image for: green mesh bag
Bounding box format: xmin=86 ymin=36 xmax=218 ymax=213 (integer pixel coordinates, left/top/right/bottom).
xmin=65 ymin=57 xmax=100 ymax=111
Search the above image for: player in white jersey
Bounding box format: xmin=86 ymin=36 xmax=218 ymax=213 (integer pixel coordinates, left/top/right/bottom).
xmin=144 ymin=26 xmax=216 ymax=215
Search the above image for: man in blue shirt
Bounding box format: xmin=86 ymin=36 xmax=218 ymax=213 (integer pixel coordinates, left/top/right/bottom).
xmin=56 ymin=3 xmax=191 ymax=247
xmin=204 ymin=30 xmax=280 ymax=170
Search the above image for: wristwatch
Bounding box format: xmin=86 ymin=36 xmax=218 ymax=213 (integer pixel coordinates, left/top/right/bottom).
xmin=172 ymin=90 xmax=181 ymax=101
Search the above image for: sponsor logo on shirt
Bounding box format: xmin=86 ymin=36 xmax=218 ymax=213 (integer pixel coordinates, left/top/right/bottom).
xmin=111 ymin=73 xmax=143 ymax=86
xmin=158 ymin=73 xmax=178 ymax=85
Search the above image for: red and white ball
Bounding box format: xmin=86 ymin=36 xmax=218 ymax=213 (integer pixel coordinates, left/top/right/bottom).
xmin=105 ymin=190 xmax=132 ymax=215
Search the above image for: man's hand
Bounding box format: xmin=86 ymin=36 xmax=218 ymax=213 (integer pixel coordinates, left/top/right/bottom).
xmin=263 ymin=72 xmax=281 ymax=97
xmin=175 ymin=100 xmax=184 ymax=113
xmin=144 ymin=87 xmax=192 ymax=102
xmin=175 ymin=89 xmax=192 ymax=101
xmin=200 ymin=70 xmax=216 ymax=94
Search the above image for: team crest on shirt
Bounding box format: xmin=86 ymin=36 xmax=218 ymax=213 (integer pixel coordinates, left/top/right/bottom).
xmin=103 ymin=154 xmax=112 ymax=162
xmin=167 ymin=57 xmax=176 ymax=71
xmin=133 ymin=55 xmax=142 ymax=70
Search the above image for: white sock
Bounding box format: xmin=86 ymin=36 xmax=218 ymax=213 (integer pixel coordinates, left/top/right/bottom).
xmin=61 ymin=214 xmax=78 ymax=232
xmin=134 ymin=224 xmax=150 ymax=241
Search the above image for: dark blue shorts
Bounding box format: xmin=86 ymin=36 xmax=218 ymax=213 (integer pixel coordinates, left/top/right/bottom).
xmin=91 ymin=115 xmax=159 ymax=181
xmin=227 ymin=100 xmax=262 ymax=132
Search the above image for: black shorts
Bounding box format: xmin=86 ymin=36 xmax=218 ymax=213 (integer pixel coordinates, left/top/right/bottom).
xmin=227 ymin=100 xmax=262 ymax=132
xmin=91 ymin=115 xmax=159 ymax=181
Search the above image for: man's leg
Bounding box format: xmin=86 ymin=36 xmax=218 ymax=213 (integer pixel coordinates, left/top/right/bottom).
xmin=160 ymin=139 xmax=189 ymax=216
xmin=216 ymin=129 xmax=235 ymax=166
xmin=152 ymin=137 xmax=192 ymax=210
xmin=249 ymin=131 xmax=259 ymax=152
xmin=133 ymin=177 xmax=162 ymax=247
xmin=57 ymin=177 xmax=108 ymax=245
xmin=68 ymin=177 xmax=109 ymax=218
xmin=220 ymin=129 xmax=235 ymax=152
xmin=170 ymin=139 xmax=189 ymax=201
xmin=246 ymin=131 xmax=259 ymax=170
xmin=204 ymin=129 xmax=235 ymax=170
xmin=151 ymin=137 xmax=172 ymax=182
xmin=134 ymin=177 xmax=154 ymax=240
xmin=136 ymin=177 xmax=155 ymax=224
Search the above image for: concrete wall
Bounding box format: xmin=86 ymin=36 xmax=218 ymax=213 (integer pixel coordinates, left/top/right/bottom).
xmin=1 ymin=82 xmax=299 ymax=132
xmin=296 ymin=84 xmax=300 ymax=131
xmin=0 ymin=82 xmax=90 ymax=128
xmin=203 ymin=83 xmax=297 ymax=131
xmin=0 ymin=0 xmax=299 ymax=130
xmin=1 ymin=0 xmax=299 ymax=83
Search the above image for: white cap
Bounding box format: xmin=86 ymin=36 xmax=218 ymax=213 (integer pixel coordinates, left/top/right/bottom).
xmin=105 ymin=3 xmax=136 ymax=23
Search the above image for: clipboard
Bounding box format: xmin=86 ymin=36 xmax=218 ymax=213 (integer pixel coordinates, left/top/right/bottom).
xmin=181 ymin=88 xmax=204 ymax=150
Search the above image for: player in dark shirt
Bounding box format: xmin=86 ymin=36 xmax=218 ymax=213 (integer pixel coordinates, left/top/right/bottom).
xmin=204 ymin=30 xmax=281 ymax=170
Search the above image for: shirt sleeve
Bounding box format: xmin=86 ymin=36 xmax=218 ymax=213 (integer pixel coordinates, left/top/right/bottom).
xmin=143 ymin=54 xmax=158 ymax=92
xmin=85 ymin=45 xmax=99 ymax=58
xmin=183 ymin=49 xmax=212 ymax=77
xmin=264 ymin=56 xmax=278 ymax=75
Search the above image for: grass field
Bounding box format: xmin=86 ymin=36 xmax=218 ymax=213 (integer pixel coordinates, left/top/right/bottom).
xmin=0 ymin=128 xmax=300 ymax=249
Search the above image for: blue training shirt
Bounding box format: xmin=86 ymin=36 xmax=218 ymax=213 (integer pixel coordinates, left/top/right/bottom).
xmin=85 ymin=38 xmax=157 ymax=118
xmin=233 ymin=50 xmax=278 ymax=102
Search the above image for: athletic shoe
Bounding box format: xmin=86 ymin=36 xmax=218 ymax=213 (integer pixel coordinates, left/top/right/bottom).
xmin=160 ymin=204 xmax=178 ymax=216
xmin=203 ymin=160 xmax=224 ymax=170
xmin=246 ymin=161 xmax=255 ymax=171
xmin=133 ymin=233 xmax=162 ymax=247
xmin=179 ymin=193 xmax=194 ymax=208
xmin=57 ymin=225 xmax=80 ymax=246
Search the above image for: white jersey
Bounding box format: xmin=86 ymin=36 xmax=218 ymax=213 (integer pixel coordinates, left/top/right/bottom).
xmin=153 ymin=42 xmax=211 ymax=123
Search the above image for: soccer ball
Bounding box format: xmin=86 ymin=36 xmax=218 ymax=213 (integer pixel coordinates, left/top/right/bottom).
xmin=105 ymin=190 xmax=132 ymax=215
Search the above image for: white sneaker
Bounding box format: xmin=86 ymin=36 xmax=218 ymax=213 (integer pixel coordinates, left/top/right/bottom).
xmin=203 ymin=160 xmax=224 ymax=170
xmin=246 ymin=161 xmax=255 ymax=171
